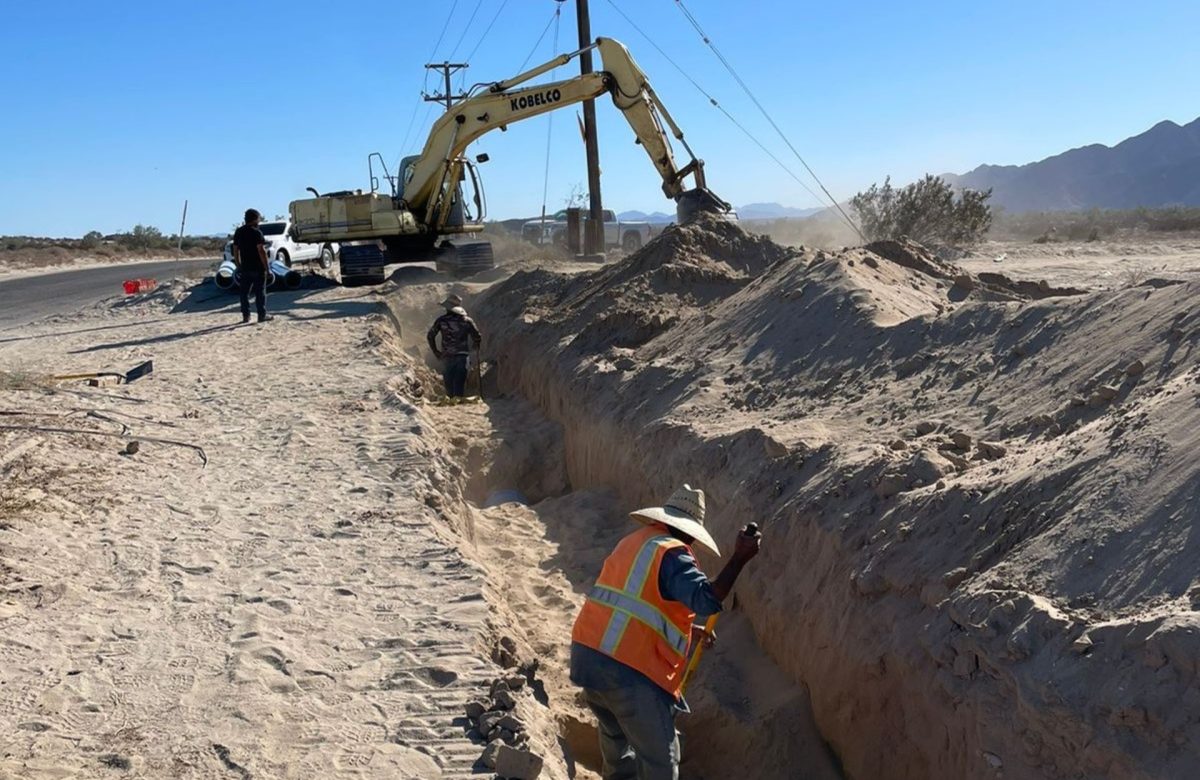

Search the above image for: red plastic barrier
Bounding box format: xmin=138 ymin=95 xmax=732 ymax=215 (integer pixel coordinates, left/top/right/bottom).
xmin=122 ymin=278 xmax=158 ymax=295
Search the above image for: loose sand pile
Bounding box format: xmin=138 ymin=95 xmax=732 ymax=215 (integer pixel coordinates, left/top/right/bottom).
xmin=463 ymin=215 xmax=1200 ymax=778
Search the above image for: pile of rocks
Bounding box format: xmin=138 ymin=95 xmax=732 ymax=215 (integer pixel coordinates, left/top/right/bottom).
xmin=465 ymin=675 xmax=544 ymax=779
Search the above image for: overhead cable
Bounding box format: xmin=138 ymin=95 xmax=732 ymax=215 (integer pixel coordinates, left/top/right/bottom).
xmin=603 ymin=0 xmax=828 ymax=210
xmin=672 ymin=0 xmax=864 ymax=239
xmin=464 ymin=0 xmax=513 ymax=62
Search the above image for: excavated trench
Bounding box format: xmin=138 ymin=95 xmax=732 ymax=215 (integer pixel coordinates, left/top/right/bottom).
xmin=375 ymin=284 xmax=845 ymax=780
xmin=378 ymin=218 xmax=1200 ymax=779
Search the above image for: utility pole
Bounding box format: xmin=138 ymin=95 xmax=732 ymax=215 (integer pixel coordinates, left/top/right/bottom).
xmin=422 ymin=62 xmax=469 ymax=110
xmin=176 ymin=199 xmax=188 ymax=253
xmin=576 ymin=0 xmax=604 ymax=258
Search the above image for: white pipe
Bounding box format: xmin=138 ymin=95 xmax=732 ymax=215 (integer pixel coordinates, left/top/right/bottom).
xmin=269 ymin=260 xmax=302 ymax=290
xmin=214 ymin=259 xmax=238 ymax=290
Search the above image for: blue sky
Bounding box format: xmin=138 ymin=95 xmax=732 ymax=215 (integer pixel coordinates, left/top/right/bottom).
xmin=1 ymin=0 xmax=1197 ymax=237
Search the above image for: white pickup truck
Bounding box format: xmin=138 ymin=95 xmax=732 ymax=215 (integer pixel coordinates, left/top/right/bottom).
xmin=522 ymin=209 xmax=652 ymax=252
xmin=223 ymin=218 xmax=338 ymax=270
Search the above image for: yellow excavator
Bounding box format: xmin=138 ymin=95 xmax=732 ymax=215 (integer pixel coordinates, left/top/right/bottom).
xmin=289 ymin=37 xmax=730 ymax=285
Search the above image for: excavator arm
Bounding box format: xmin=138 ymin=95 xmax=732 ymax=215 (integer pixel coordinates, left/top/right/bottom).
xmin=289 ymin=37 xmax=727 ymax=252
xmin=405 ymin=37 xmax=727 ymax=230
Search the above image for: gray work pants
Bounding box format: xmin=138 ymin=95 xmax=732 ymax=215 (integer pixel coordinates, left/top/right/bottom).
xmin=584 ymin=684 xmax=680 ymax=780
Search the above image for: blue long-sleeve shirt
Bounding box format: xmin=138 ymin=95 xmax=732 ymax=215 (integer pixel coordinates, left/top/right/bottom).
xmin=569 ymin=546 xmax=722 ymax=699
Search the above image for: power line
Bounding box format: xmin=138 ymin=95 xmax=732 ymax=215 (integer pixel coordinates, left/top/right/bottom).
xmin=447 ymin=0 xmax=486 ymax=60
xmin=603 ymin=0 xmax=828 ymax=211
xmin=402 ymin=0 xmax=464 ymax=172
xmin=671 ymin=0 xmax=864 ymax=239
xmin=423 ymin=0 xmax=461 ymax=94
xmin=518 ymin=7 xmax=562 ymax=71
xmin=464 ymin=0 xmax=512 ymax=62
xmin=540 ymin=4 xmax=564 ymax=226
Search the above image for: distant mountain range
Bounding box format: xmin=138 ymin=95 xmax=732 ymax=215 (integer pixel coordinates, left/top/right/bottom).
xmin=617 ymin=202 xmax=824 ymax=223
xmin=944 ymin=116 xmax=1200 ymax=212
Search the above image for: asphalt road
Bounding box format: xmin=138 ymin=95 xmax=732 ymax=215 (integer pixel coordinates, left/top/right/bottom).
xmin=0 ymin=258 xmax=216 ymax=331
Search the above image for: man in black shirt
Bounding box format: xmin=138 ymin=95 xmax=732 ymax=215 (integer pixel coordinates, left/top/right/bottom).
xmin=427 ymin=294 xmax=482 ymax=398
xmin=232 ymin=208 xmax=271 ymax=323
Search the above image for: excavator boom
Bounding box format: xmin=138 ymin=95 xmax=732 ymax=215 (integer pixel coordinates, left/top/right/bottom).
xmin=289 ymin=36 xmax=728 ymax=280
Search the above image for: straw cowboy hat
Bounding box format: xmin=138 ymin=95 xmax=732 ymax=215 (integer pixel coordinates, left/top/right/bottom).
xmin=441 ymin=293 xmax=463 ymax=309
xmin=631 ymin=484 xmax=720 ymax=557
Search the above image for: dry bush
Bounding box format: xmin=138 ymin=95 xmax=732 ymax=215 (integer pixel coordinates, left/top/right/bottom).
xmin=992 ymin=207 xmax=1200 ymax=242
xmin=851 ymin=175 xmax=992 ymax=247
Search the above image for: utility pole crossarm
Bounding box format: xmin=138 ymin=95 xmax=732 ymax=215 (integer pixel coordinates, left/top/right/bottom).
xmin=423 ymin=62 xmax=470 ymax=110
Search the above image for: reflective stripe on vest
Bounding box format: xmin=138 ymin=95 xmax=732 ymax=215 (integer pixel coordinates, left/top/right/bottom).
xmin=590 ymin=584 xmax=690 ymax=656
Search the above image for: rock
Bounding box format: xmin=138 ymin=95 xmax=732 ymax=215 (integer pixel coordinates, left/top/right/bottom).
xmin=499 ymin=728 xmax=518 ymax=745
xmin=1125 ymin=359 xmax=1146 ymax=376
xmin=952 ymin=274 xmax=975 ymax=291
xmin=1071 ymin=634 xmax=1094 ymax=654
xmin=1069 ymin=396 xmax=1087 ymax=407
xmin=977 ymin=441 xmax=1007 ymax=460
xmin=614 ymin=356 xmax=637 ymax=372
xmin=950 ymin=432 xmax=972 ymax=451
xmin=479 ymin=710 xmax=504 ymax=735
xmin=983 ymin=751 xmax=1003 ymax=770
xmin=493 ymin=688 xmax=518 ymax=711
xmin=863 ymin=255 xmax=879 ymax=269
xmin=874 ymin=470 xmax=907 ymax=499
xmin=762 ymin=436 xmax=789 ymax=459
xmin=1088 ymin=385 xmax=1119 ymax=407
xmin=496 ymin=713 xmax=525 ymax=733
xmin=123 ymin=440 xmax=141 ymax=455
xmin=481 ymin=741 xmax=501 ymax=769
xmin=494 ymin=745 xmax=544 ymax=779
xmin=914 ymin=420 xmax=939 ymax=436
xmin=943 ymin=567 xmax=969 ymax=589
xmin=909 ymin=449 xmax=953 ymax=486
xmin=888 ymin=439 xmax=907 ymax=451
xmin=504 ymin=675 xmax=527 ymax=691
xmin=464 ymin=700 xmax=487 ymax=720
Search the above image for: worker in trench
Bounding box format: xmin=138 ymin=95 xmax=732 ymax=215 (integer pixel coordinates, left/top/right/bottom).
xmin=570 ymin=485 xmax=762 ymax=779
xmin=426 ymin=294 xmax=482 ymax=398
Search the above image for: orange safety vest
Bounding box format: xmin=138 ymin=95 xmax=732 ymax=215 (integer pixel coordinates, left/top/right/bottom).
xmin=571 ymin=525 xmax=696 ymax=697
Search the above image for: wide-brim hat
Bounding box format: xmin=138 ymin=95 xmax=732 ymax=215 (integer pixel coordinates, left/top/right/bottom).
xmin=441 ymin=294 xmax=463 ymax=308
xmin=631 ymin=484 xmax=720 ymax=557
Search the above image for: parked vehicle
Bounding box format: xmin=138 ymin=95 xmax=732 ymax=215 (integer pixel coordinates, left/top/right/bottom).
xmin=222 ymin=218 xmax=338 ymax=270
xmin=522 ymin=209 xmax=652 ymax=251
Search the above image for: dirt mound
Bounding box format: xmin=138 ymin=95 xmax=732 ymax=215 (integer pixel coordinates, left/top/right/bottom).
xmin=476 ymin=218 xmax=1200 ymax=778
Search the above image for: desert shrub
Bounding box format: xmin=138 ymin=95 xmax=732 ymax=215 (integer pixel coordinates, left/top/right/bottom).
xmin=992 ymin=207 xmax=1200 ymax=241
xmin=80 ymin=230 xmax=103 ymax=249
xmin=851 ymin=175 xmax=992 ymax=247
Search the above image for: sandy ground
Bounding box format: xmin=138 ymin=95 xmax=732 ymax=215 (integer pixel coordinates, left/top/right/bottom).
xmin=960 ymin=237 xmax=1200 ymax=290
xmin=0 ymin=278 xmax=567 ymax=779
xmin=5 ymin=226 xmax=1200 ymax=779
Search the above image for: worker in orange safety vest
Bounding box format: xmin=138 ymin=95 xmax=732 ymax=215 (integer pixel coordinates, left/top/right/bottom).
xmin=570 ymin=484 xmax=762 ymax=779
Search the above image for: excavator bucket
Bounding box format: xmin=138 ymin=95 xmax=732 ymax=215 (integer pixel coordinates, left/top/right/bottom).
xmin=675 ymin=188 xmax=732 ymax=224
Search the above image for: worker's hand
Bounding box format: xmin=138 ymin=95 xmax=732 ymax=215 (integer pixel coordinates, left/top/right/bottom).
xmin=732 ymin=524 xmax=762 ymax=563
xmin=690 ymin=624 xmax=717 ymax=648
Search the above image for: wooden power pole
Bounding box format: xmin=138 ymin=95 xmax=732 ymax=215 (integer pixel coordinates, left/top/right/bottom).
xmin=423 ymin=62 xmax=469 ymax=110
xmin=576 ymin=0 xmax=605 ymax=258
